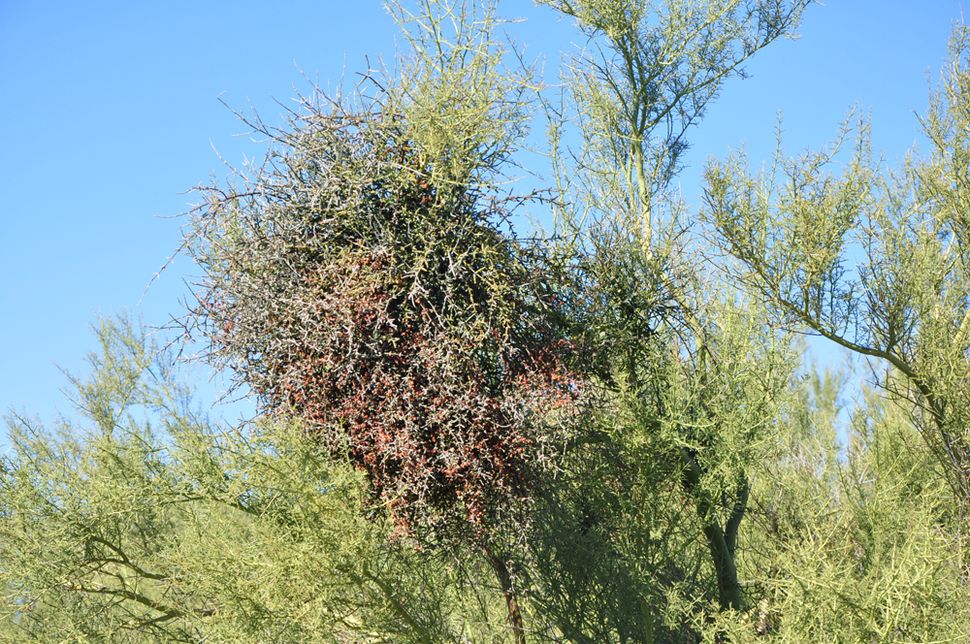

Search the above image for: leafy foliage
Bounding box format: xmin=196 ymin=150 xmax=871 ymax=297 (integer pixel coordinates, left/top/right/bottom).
xmin=706 ymin=25 xmax=970 ymax=512
xmin=0 ymin=319 xmax=513 ymax=642
xmin=539 ymin=0 xmax=807 ymax=622
xmin=712 ymin=373 xmax=970 ymax=641
xmin=3 ymin=2 xmax=969 ymax=642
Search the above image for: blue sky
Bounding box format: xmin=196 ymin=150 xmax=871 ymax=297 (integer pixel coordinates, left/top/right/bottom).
xmin=1 ymin=1 xmax=966 ymax=423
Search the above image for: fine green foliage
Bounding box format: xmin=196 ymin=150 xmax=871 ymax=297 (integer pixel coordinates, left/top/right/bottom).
xmin=525 ymin=297 xmax=793 ymax=640
xmin=540 ymin=0 xmax=809 ymax=244
xmin=709 ymin=373 xmax=970 ymax=641
xmin=3 ymin=2 xmax=970 ymax=642
xmin=0 ymin=319 xmax=512 ymax=642
xmin=706 ymin=25 xmax=970 ymax=513
xmin=536 ymin=0 xmax=807 ymax=625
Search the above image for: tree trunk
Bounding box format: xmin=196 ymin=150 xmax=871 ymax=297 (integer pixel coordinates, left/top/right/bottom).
xmin=681 ymin=449 xmax=748 ymax=611
xmin=702 ymin=522 xmax=742 ymax=611
xmin=485 ymin=546 xmax=526 ymax=644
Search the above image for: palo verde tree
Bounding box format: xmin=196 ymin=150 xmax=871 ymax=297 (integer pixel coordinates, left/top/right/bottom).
xmin=183 ymin=2 xmax=579 ymax=640
xmin=731 ymin=372 xmax=970 ymax=641
xmin=528 ymin=0 xmax=808 ymax=629
xmin=182 ymin=0 xmax=812 ymax=636
xmin=0 ymin=319 xmax=498 ymax=642
xmin=6 ymin=3 xmax=970 ymax=643
xmin=539 ymin=0 xmax=810 ymax=247
xmin=705 ymin=24 xmax=970 ymax=516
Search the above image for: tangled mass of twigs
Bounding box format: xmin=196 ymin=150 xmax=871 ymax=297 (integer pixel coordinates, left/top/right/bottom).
xmin=186 ymin=94 xmax=582 ymax=538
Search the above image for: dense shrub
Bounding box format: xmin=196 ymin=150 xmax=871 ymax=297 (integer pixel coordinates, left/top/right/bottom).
xmin=186 ymin=97 xmax=581 ymax=541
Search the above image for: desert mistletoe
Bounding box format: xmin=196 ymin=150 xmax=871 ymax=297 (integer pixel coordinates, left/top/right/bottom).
xmin=184 ymin=92 xmax=582 ymax=543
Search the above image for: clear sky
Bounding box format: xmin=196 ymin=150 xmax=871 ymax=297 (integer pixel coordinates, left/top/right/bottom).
xmin=1 ymin=1 xmax=966 ymax=424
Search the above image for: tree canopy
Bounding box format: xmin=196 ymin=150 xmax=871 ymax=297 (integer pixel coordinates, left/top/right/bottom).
xmin=2 ymin=2 xmax=968 ymax=642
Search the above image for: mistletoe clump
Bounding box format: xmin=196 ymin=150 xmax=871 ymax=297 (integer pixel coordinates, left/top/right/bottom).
xmin=186 ymin=96 xmax=581 ymax=539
